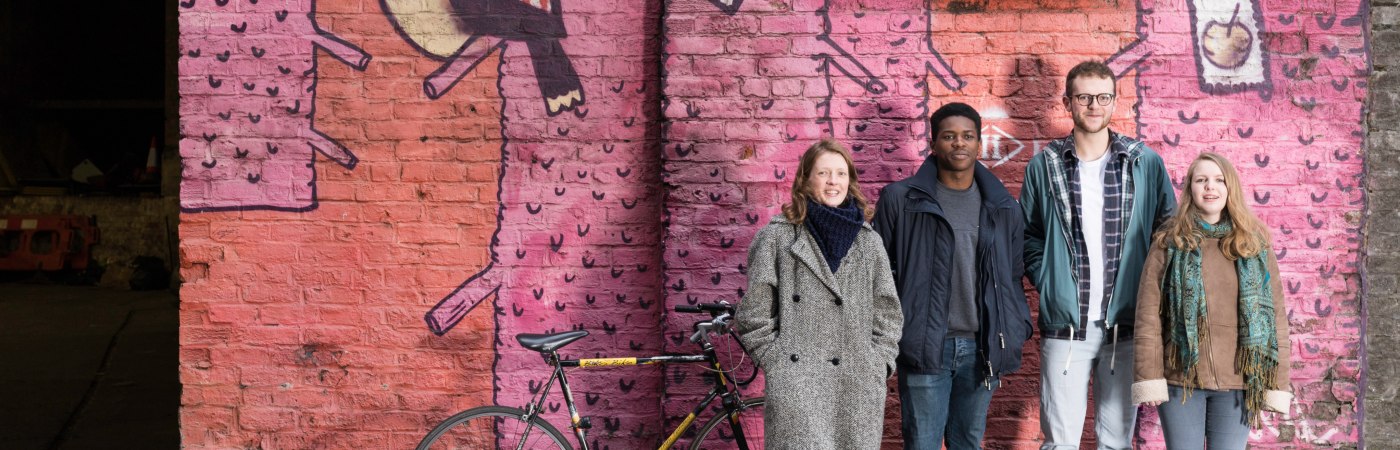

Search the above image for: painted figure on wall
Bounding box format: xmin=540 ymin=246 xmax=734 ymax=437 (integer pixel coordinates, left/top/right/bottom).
xmin=381 ymin=0 xmax=669 ymax=444
xmin=816 ymin=0 xmax=963 ymax=158
xmin=179 ymin=0 xmax=371 ymax=212
xmin=382 ymin=0 xmax=584 ymax=114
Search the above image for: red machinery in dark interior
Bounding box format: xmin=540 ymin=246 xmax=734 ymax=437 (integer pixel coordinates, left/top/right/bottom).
xmin=0 ymin=215 xmax=99 ymax=271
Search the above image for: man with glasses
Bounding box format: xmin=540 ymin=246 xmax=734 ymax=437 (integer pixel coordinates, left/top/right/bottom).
xmin=1020 ymin=60 xmax=1176 ymax=449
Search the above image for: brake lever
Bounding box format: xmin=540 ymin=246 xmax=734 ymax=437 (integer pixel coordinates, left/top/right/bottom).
xmin=710 ymin=313 xmax=732 ymax=333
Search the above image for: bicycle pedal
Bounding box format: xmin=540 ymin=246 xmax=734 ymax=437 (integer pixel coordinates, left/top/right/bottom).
xmin=577 ymin=416 xmax=593 ymax=429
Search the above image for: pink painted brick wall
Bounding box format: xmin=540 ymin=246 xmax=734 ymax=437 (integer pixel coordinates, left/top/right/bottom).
xmin=179 ymin=0 xmax=1368 ymax=447
xmin=663 ymin=0 xmax=1366 ymax=448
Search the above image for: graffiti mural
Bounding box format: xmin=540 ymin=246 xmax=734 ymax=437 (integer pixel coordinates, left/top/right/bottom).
xmin=381 ymin=0 xmax=584 ymax=112
xmin=1190 ymin=0 xmax=1272 ymax=95
xmin=373 ymin=0 xmax=809 ymax=444
xmin=817 ymin=0 xmax=963 ymax=159
xmin=177 ymin=0 xmax=1371 ymax=448
xmin=179 ymin=0 xmax=371 ymax=212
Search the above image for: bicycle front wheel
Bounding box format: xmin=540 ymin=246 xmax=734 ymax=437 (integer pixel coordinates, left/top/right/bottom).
xmin=688 ymin=397 xmax=765 ymax=450
xmin=416 ymin=406 xmax=573 ymax=450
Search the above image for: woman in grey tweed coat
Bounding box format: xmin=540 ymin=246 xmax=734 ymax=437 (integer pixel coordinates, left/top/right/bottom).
xmin=736 ymin=140 xmax=904 ymax=449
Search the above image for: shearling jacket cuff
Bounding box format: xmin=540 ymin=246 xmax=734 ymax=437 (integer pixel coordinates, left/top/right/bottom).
xmin=1264 ymin=390 xmax=1293 ymax=414
xmin=1132 ymin=379 xmax=1169 ymax=405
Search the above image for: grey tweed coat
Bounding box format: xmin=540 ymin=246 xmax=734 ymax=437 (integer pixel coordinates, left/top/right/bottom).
xmin=736 ymin=216 xmax=903 ymax=449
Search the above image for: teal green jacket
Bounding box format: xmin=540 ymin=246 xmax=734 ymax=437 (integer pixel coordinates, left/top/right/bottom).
xmin=1020 ymin=132 xmax=1176 ymax=335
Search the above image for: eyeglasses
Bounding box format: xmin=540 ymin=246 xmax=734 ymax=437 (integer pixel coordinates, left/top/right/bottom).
xmin=1069 ymin=93 xmax=1116 ymax=106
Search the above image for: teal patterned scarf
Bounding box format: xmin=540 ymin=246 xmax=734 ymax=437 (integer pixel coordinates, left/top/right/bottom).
xmin=1162 ymin=217 xmax=1278 ymax=426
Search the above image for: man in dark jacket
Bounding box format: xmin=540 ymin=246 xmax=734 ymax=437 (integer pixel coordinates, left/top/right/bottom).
xmin=873 ymin=103 xmax=1033 ymax=450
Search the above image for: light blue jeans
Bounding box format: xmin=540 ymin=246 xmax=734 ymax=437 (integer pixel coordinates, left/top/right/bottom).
xmin=1039 ymin=324 xmax=1136 ymax=450
xmin=898 ymin=337 xmax=997 ymax=450
xmin=1157 ymin=386 xmax=1250 ymax=450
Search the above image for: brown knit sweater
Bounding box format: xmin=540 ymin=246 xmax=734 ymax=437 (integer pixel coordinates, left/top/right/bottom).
xmin=1131 ymin=236 xmax=1292 ymax=412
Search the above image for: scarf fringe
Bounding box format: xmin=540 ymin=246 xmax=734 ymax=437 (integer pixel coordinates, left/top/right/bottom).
xmin=1237 ymin=346 xmax=1279 ymax=428
xmin=1162 ymin=302 xmax=1211 ymax=388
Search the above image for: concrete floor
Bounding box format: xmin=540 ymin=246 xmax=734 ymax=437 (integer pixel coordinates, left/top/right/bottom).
xmin=0 ymin=283 xmax=179 ymax=449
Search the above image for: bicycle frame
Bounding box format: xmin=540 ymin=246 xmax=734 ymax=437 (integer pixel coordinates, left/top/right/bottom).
xmin=521 ymin=336 xmax=756 ymax=450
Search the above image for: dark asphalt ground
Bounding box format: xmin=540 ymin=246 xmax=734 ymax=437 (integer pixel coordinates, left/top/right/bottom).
xmin=0 ymin=283 xmax=179 ymax=449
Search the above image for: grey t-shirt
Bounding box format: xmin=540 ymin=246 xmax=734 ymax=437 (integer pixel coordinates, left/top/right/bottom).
xmin=934 ymin=179 xmax=981 ymax=338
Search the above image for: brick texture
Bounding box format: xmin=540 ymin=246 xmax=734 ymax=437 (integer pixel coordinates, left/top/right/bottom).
xmin=1365 ymin=1 xmax=1398 ymax=449
xmin=179 ymin=0 xmax=1369 ymax=448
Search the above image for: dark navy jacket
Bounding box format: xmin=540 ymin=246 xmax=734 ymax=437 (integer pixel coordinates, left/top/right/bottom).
xmin=872 ymin=159 xmax=1033 ymax=377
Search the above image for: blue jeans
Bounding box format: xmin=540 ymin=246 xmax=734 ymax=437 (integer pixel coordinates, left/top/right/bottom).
xmin=1157 ymin=386 xmax=1250 ymax=450
xmin=898 ymin=337 xmax=996 ymax=450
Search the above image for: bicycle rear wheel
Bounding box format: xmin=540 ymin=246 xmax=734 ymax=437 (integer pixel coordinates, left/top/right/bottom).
xmin=416 ymin=406 xmax=573 ymax=450
xmin=688 ymin=397 xmax=765 ymax=450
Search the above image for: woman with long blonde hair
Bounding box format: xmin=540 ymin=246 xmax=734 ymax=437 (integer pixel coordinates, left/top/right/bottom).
xmin=1131 ymin=152 xmax=1291 ymax=449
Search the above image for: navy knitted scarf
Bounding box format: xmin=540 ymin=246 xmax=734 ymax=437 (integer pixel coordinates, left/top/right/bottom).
xmin=804 ymin=199 xmax=864 ymax=273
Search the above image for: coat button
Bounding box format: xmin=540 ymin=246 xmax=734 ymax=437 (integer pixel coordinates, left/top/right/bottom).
xmin=790 ymin=354 xmax=799 ymax=362
xmin=830 ymin=358 xmax=840 ymax=366
xmin=793 ymin=294 xmax=801 ymax=303
xmin=834 ymin=297 xmax=843 ymax=306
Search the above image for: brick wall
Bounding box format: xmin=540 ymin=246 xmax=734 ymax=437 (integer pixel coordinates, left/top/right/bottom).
xmin=178 ymin=0 xmax=1369 ymax=448
xmin=1364 ymin=1 xmax=1398 ymax=449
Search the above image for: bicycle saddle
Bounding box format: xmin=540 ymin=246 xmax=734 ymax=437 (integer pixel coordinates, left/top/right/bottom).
xmin=516 ymin=330 xmax=589 ymax=353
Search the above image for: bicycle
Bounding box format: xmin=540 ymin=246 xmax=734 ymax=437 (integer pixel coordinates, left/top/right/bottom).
xmin=416 ymin=301 xmax=766 ymax=450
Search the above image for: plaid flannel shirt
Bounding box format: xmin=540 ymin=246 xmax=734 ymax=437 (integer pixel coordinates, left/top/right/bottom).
xmin=1042 ymin=131 xmax=1138 ymax=341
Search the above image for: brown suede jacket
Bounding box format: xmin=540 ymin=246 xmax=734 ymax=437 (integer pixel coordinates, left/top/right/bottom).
xmin=1131 ymin=236 xmax=1292 ymax=412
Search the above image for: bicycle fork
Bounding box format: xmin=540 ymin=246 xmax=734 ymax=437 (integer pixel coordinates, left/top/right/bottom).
xmin=658 ymin=388 xmax=754 ymax=450
xmin=657 ymin=356 xmax=755 ymax=450
xmin=659 ymin=389 xmax=715 ymax=448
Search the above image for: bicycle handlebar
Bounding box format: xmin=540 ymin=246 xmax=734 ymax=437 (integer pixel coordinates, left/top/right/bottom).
xmin=675 ymin=301 xmax=734 ymax=315
xmin=676 ymin=301 xmax=760 ymax=387
xmin=690 ymin=312 xmax=734 ymax=344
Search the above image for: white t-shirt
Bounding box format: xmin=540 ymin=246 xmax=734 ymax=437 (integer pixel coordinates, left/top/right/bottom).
xmin=1078 ymin=155 xmax=1107 ymax=321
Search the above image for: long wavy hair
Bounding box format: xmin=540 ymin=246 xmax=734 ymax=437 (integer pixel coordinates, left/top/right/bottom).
xmin=781 ymin=139 xmax=874 ymax=225
xmin=1154 ymin=152 xmax=1270 ymax=259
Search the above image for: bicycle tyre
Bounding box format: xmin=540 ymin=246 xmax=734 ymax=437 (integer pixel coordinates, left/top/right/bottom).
xmin=687 ymin=397 xmax=765 ymax=450
xmin=416 ymin=405 xmax=573 ymax=450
